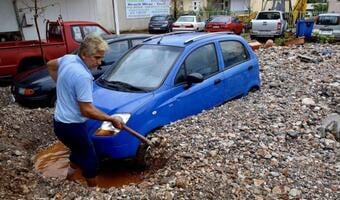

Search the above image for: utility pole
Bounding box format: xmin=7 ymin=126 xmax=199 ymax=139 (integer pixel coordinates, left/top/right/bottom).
xmin=112 ymin=0 xmax=120 ymax=35
xmin=12 ymin=0 xmax=25 ymax=40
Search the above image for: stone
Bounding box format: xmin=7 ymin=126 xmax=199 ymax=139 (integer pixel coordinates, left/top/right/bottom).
xmin=302 ymin=98 xmax=315 ymax=106
xmin=289 ymin=188 xmax=301 ymax=197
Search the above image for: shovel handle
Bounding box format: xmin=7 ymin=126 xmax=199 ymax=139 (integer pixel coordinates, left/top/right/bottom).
xmin=122 ymin=124 xmax=153 ymax=146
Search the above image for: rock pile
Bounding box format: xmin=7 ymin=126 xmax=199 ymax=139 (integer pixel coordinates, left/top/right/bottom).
xmin=0 ymin=43 xmax=339 ymax=199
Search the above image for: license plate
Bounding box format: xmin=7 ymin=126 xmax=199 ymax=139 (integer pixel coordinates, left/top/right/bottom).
xmin=320 ymin=30 xmax=332 ymax=35
xmin=213 ymin=26 xmax=219 ymax=28
xmin=153 ymin=27 xmax=161 ymax=30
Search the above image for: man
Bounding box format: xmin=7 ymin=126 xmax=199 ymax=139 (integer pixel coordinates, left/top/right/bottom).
xmin=47 ymin=34 xmax=123 ymax=186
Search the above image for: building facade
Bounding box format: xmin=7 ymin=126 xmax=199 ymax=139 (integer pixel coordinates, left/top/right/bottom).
xmin=328 ymin=0 xmax=340 ymax=13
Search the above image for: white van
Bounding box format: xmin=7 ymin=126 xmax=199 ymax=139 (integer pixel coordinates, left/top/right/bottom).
xmin=313 ymin=13 xmax=340 ymax=39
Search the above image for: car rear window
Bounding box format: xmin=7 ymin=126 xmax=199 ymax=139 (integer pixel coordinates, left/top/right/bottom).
xmin=210 ymin=16 xmax=231 ymax=23
xmin=316 ymin=16 xmax=340 ymax=25
xmin=178 ymin=16 xmax=195 ymax=22
xmin=151 ymin=16 xmax=167 ymax=21
xmin=257 ymin=12 xmax=281 ymax=20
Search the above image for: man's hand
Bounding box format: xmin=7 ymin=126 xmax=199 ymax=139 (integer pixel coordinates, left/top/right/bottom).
xmin=79 ymin=102 xmax=124 ymax=129
xmin=110 ymin=116 xmax=124 ymax=129
xmin=47 ymin=59 xmax=59 ymax=81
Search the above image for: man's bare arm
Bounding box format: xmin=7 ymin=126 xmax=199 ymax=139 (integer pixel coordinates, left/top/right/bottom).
xmin=78 ymin=102 xmax=123 ymax=129
xmin=47 ymin=59 xmax=58 ymax=81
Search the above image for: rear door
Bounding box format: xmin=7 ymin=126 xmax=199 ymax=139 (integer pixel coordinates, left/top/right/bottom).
xmin=219 ymin=40 xmax=252 ymax=100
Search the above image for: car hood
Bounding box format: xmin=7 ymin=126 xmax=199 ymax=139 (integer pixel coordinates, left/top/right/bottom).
xmin=14 ymin=67 xmax=53 ymax=87
xmin=92 ymin=82 xmax=153 ymax=115
xmin=87 ymin=83 xmax=154 ymax=130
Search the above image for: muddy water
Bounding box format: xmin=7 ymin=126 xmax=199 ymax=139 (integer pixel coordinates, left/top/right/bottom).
xmin=34 ymin=142 xmax=143 ymax=188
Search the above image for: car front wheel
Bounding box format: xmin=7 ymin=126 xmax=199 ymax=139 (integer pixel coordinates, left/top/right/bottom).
xmin=134 ymin=141 xmax=150 ymax=167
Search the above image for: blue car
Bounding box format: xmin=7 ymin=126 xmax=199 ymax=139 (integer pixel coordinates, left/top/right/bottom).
xmin=89 ymin=32 xmax=260 ymax=161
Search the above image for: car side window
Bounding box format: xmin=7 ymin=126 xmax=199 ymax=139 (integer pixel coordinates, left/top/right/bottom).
xmin=82 ymin=25 xmax=107 ymax=36
xmin=104 ymin=40 xmax=129 ymax=64
xmin=131 ymin=39 xmax=144 ymax=47
xmin=220 ymin=41 xmax=249 ymax=69
xmin=175 ymin=44 xmax=218 ymax=84
xmin=71 ymin=26 xmax=83 ymax=42
xmin=71 ymin=25 xmax=107 ymax=42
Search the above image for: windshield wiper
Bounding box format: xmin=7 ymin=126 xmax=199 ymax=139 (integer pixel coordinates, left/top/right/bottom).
xmin=104 ymin=80 xmax=148 ymax=92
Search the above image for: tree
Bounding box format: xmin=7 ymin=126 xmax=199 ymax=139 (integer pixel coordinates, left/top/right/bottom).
xmin=33 ymin=0 xmax=45 ymax=64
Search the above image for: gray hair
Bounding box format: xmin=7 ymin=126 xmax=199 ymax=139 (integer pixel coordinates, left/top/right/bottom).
xmin=78 ymin=34 xmax=108 ymax=56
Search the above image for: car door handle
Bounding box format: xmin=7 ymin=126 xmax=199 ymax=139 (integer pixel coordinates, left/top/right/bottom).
xmin=214 ymin=79 xmax=221 ymax=85
xmin=248 ymin=66 xmax=253 ymax=71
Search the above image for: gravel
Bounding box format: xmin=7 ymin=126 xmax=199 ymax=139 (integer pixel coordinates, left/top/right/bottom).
xmin=0 ymin=43 xmax=339 ymax=199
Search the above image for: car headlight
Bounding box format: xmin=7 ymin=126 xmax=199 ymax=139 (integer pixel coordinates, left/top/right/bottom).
xmin=95 ymin=113 xmax=131 ymax=136
xmin=161 ymin=23 xmax=168 ymax=27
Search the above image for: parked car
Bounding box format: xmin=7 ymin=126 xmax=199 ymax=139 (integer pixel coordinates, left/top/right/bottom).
xmin=0 ymin=19 xmax=111 ymax=84
xmin=250 ymin=10 xmax=288 ymax=40
xmin=87 ymin=32 xmax=260 ymax=163
xmin=172 ymin=15 xmax=205 ymax=31
xmin=148 ymin=15 xmax=175 ymax=33
xmin=312 ymin=13 xmax=340 ymax=40
xmin=205 ymin=15 xmax=244 ymax=34
xmin=11 ymin=34 xmax=151 ymax=107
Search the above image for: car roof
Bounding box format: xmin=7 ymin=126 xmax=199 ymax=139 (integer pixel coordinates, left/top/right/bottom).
xmin=179 ymin=15 xmax=196 ymax=17
xmin=151 ymin=14 xmax=169 ymax=17
xmin=143 ymin=32 xmax=240 ymax=47
xmin=260 ymin=10 xmax=283 ymax=13
xmin=319 ymin=13 xmax=340 ymax=17
xmin=102 ymin=34 xmax=151 ymax=42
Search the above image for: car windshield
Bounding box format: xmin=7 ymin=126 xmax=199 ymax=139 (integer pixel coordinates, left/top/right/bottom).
xmin=210 ymin=16 xmax=231 ymax=23
xmin=101 ymin=45 xmax=183 ymax=91
xmin=177 ymin=16 xmax=195 ymax=22
xmin=317 ymin=16 xmax=339 ymax=25
xmin=151 ymin=16 xmax=167 ymax=21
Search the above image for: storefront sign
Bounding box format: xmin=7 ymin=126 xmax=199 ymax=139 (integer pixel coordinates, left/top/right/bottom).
xmin=126 ymin=0 xmax=170 ymax=18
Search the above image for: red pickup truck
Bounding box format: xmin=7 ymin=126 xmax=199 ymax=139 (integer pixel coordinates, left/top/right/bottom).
xmin=0 ymin=19 xmax=110 ymax=82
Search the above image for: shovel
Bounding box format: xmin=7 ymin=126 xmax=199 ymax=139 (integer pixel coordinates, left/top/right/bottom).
xmin=122 ymin=124 xmax=153 ymax=147
xmin=96 ymin=122 xmax=153 ymax=146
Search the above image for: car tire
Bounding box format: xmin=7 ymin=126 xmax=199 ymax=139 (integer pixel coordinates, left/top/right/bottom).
xmin=49 ymin=95 xmax=56 ymax=107
xmin=134 ymin=141 xmax=149 ymax=167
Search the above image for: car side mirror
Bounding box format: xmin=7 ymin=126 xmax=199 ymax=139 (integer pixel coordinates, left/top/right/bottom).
xmin=184 ymin=73 xmax=204 ymax=89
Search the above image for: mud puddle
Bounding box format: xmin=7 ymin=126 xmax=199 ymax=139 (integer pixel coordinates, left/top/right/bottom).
xmin=34 ymin=142 xmax=144 ymax=188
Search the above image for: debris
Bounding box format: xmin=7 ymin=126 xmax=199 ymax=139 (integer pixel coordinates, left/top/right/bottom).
xmin=0 ymin=43 xmax=339 ymax=199
xmin=264 ymin=39 xmax=274 ymax=48
xmin=320 ymin=113 xmax=340 ymax=140
xmin=249 ymin=41 xmax=262 ymax=50
xmin=297 ymin=54 xmax=317 ymax=63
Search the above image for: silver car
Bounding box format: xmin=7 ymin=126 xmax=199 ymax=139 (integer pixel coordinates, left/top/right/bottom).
xmin=172 ymin=15 xmax=206 ymax=32
xmin=313 ymin=13 xmax=340 ymax=39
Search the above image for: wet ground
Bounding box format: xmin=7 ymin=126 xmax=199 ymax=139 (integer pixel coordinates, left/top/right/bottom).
xmin=34 ymin=142 xmax=145 ymax=188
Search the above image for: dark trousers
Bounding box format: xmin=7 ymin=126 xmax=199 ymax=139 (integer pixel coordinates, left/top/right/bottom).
xmin=53 ymin=119 xmax=98 ymax=178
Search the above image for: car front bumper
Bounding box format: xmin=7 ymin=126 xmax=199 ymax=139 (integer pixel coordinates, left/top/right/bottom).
xmin=250 ymin=30 xmax=282 ymax=37
xmin=173 ymin=27 xmax=197 ymax=32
